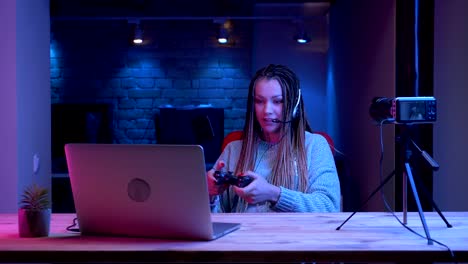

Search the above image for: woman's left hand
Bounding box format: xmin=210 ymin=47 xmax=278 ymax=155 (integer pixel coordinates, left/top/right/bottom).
xmin=233 ymin=171 xmax=281 ymax=204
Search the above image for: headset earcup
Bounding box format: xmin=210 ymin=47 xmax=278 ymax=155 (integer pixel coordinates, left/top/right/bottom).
xmin=292 ymin=89 xmax=301 ymax=119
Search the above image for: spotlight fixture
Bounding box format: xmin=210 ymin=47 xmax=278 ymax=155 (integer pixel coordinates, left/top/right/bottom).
xmin=214 ymin=19 xmax=230 ymax=44
xmin=294 ymin=31 xmax=310 ymax=44
xmin=293 ymin=20 xmax=310 ymax=44
xmin=217 ymin=27 xmax=229 ymax=44
xmin=133 ymin=21 xmax=143 ymax=44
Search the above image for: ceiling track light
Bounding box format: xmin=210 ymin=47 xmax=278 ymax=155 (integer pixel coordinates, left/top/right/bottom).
xmin=293 ymin=20 xmax=310 ymax=44
xmin=294 ymin=31 xmax=310 ymax=44
xmin=215 ymin=19 xmax=230 ymax=44
xmin=131 ymin=19 xmax=144 ymax=45
xmin=218 ymin=28 xmax=229 ymax=44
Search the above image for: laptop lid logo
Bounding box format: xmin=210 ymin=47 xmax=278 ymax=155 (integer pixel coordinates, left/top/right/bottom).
xmin=128 ymin=178 xmax=151 ymax=202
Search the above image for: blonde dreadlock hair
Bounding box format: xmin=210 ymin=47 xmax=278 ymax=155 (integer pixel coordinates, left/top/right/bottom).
xmin=234 ymin=64 xmax=312 ymax=211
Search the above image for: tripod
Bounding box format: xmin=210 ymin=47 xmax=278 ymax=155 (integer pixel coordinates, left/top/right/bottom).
xmin=336 ymin=125 xmax=452 ymax=245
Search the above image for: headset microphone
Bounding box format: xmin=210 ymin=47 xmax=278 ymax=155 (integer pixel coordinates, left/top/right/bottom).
xmin=271 ymin=89 xmax=301 ymax=124
xmin=271 ymin=119 xmax=291 ymax=123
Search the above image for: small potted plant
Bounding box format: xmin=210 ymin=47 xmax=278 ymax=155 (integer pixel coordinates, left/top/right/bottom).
xmin=18 ymin=183 xmax=51 ymax=237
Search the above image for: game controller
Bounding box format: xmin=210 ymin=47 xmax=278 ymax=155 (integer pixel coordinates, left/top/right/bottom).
xmin=214 ymin=171 xmax=253 ymax=188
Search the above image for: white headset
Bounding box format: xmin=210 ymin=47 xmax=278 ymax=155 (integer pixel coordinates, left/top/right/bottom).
xmin=292 ymin=89 xmax=301 ymax=119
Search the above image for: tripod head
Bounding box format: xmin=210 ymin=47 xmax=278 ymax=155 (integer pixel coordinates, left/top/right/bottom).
xmin=396 ymin=124 xmax=439 ymax=171
xmin=410 ymin=139 xmax=439 ymax=171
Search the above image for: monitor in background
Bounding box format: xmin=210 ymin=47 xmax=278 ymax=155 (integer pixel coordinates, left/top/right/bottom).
xmin=51 ymin=103 xmax=113 ymax=173
xmin=156 ymin=107 xmax=224 ymax=168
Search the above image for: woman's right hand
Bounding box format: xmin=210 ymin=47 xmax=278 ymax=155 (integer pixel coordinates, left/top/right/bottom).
xmin=206 ymin=160 xmax=227 ymax=196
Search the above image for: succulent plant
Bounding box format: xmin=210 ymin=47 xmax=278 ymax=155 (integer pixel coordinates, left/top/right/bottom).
xmin=19 ymin=184 xmax=50 ymax=211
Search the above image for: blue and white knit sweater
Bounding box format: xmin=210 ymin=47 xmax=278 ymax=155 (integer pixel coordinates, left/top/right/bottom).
xmin=212 ymin=131 xmax=341 ymax=213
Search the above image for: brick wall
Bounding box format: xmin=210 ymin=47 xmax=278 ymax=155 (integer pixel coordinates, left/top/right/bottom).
xmin=50 ymin=20 xmax=252 ymax=144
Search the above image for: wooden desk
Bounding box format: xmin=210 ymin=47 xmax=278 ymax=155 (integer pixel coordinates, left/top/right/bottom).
xmin=0 ymin=212 xmax=467 ymax=263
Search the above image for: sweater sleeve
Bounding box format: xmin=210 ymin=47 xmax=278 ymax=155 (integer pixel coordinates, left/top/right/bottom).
xmin=270 ymin=133 xmax=341 ymax=212
xmin=209 ymin=140 xmax=242 ymax=213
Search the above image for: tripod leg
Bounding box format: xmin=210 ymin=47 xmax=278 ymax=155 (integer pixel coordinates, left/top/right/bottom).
xmin=336 ymin=170 xmax=395 ymax=230
xmin=405 ymin=163 xmax=433 ymax=245
xmin=411 ymin=169 xmax=453 ymax=228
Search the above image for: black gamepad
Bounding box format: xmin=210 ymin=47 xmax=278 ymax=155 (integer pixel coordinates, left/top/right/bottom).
xmin=213 ymin=171 xmax=253 ymax=188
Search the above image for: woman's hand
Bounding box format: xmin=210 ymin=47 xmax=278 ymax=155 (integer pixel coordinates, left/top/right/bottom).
xmin=233 ymin=171 xmax=281 ymax=205
xmin=206 ymin=160 xmax=228 ymax=196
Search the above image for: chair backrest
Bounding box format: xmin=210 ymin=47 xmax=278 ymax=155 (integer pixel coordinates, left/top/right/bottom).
xmin=221 ymin=130 xmax=335 ymax=156
xmin=311 ymin=131 xmax=335 ymax=156
xmin=220 ymin=130 xmax=243 ymax=152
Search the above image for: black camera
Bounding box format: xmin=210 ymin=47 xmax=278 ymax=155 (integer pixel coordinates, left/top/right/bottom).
xmin=214 ymin=171 xmax=253 ymax=188
xmin=369 ymin=96 xmax=437 ymax=124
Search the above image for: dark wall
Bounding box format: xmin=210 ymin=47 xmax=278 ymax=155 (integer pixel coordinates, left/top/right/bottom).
xmin=433 ymin=0 xmax=468 ymax=211
xmin=50 ymin=19 xmax=252 ymax=144
xmin=330 ymin=0 xmax=397 ymax=211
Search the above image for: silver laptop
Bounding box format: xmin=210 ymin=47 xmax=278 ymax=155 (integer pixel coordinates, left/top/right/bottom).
xmin=64 ymin=143 xmax=240 ymax=240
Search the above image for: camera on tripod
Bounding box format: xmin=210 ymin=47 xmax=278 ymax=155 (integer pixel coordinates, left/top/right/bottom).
xmin=338 ymin=96 xmax=450 ymax=243
xmin=369 ymin=96 xmax=436 ymax=124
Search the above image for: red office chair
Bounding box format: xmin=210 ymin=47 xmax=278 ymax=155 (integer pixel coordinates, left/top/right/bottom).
xmin=220 ymin=130 xmax=244 ymax=152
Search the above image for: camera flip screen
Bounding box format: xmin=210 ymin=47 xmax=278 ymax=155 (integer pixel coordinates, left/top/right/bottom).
xmin=369 ymin=96 xmax=436 ymax=124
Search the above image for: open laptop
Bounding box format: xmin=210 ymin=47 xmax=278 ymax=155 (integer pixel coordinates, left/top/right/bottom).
xmin=64 ymin=143 xmax=240 ymax=240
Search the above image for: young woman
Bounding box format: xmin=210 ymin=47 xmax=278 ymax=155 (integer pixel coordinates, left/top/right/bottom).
xmin=207 ymin=64 xmax=341 ymax=213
